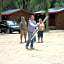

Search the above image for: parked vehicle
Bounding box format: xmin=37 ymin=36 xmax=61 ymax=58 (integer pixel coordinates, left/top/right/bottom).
xmin=0 ymin=20 xmax=20 ymax=33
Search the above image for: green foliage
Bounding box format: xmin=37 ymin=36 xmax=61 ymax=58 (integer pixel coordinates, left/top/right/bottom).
xmin=55 ymin=0 xmax=64 ymax=8
xmin=0 ymin=0 xmax=2 ymax=13
xmin=1 ymin=0 xmax=64 ymax=12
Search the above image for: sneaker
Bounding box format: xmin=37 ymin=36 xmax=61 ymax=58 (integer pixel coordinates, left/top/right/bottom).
xmin=20 ymin=41 xmax=22 ymax=43
xmin=30 ymin=47 xmax=35 ymax=50
xmin=26 ymin=46 xmax=29 ymax=49
xmin=37 ymin=42 xmax=40 ymax=43
xmin=41 ymin=41 xmax=43 ymax=43
xmin=25 ymin=41 xmax=27 ymax=43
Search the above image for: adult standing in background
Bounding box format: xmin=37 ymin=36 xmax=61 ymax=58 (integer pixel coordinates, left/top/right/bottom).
xmin=20 ymin=17 xmax=27 ymax=43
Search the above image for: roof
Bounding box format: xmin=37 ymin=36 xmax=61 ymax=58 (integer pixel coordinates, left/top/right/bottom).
xmin=34 ymin=10 xmax=45 ymax=14
xmin=1 ymin=9 xmax=20 ymax=14
xmin=1 ymin=9 xmax=33 ymax=16
xmin=1 ymin=8 xmax=64 ymax=16
xmin=34 ymin=8 xmax=64 ymax=14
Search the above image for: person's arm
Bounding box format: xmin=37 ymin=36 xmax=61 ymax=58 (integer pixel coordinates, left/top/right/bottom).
xmin=29 ymin=22 xmax=37 ymax=27
xmin=29 ymin=21 xmax=37 ymax=27
xmin=25 ymin=21 xmax=28 ymax=27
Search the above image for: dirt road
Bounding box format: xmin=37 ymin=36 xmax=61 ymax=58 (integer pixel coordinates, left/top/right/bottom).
xmin=0 ymin=30 xmax=64 ymax=64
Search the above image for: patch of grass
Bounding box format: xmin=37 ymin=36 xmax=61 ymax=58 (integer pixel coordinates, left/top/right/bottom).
xmin=44 ymin=29 xmax=50 ymax=32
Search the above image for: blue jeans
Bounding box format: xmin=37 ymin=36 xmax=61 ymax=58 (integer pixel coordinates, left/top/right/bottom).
xmin=26 ymin=31 xmax=34 ymax=48
xmin=34 ymin=36 xmax=36 ymax=42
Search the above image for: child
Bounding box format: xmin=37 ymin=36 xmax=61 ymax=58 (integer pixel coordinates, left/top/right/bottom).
xmin=38 ymin=18 xmax=45 ymax=43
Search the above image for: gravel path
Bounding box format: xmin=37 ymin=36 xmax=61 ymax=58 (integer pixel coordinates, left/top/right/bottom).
xmin=0 ymin=30 xmax=64 ymax=64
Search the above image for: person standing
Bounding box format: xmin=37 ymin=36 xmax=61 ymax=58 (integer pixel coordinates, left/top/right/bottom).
xmin=38 ymin=18 xmax=45 ymax=43
xmin=26 ymin=15 xmax=40 ymax=49
xmin=20 ymin=16 xmax=27 ymax=43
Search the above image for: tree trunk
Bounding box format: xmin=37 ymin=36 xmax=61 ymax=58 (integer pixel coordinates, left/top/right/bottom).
xmin=0 ymin=0 xmax=2 ymax=21
xmin=0 ymin=16 xmax=1 ymax=21
xmin=45 ymin=13 xmax=49 ymax=30
xmin=23 ymin=0 xmax=27 ymax=10
xmin=22 ymin=0 xmax=30 ymax=10
xmin=43 ymin=0 xmax=49 ymax=30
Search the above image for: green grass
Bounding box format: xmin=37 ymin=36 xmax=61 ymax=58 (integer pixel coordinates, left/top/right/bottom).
xmin=44 ymin=29 xmax=50 ymax=32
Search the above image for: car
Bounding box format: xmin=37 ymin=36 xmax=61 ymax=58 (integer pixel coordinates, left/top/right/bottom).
xmin=0 ymin=20 xmax=20 ymax=33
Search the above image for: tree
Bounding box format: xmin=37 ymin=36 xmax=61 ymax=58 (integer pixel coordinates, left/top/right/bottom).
xmin=49 ymin=0 xmax=57 ymax=8
xmin=0 ymin=0 xmax=2 ymax=21
xmin=49 ymin=0 xmax=64 ymax=8
xmin=22 ymin=0 xmax=31 ymax=10
xmin=1 ymin=0 xmax=64 ymax=12
xmin=43 ymin=0 xmax=49 ymax=30
xmin=16 ymin=0 xmax=22 ymax=9
xmin=55 ymin=0 xmax=64 ymax=8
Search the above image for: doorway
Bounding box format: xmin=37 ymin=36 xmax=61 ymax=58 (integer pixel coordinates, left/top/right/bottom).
xmin=2 ymin=16 xmax=8 ymax=20
xmin=49 ymin=14 xmax=56 ymax=26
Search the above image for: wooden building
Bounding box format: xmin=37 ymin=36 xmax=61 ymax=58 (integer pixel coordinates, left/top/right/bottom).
xmin=1 ymin=8 xmax=64 ymax=29
xmin=1 ymin=9 xmax=33 ymax=23
xmin=34 ymin=8 xmax=64 ymax=29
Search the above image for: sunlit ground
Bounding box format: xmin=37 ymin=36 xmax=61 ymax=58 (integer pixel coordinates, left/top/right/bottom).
xmin=0 ymin=30 xmax=64 ymax=64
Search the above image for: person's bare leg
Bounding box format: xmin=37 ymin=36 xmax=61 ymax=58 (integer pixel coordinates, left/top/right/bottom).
xmin=20 ymin=35 xmax=23 ymax=43
xmin=41 ymin=37 xmax=43 ymax=43
xmin=38 ymin=37 xmax=40 ymax=43
xmin=24 ymin=35 xmax=26 ymax=42
xmin=24 ymin=32 xmax=27 ymax=42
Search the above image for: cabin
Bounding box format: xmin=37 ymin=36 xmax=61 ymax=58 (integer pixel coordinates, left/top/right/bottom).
xmin=1 ymin=8 xmax=64 ymax=29
xmin=1 ymin=9 xmax=33 ymax=23
xmin=34 ymin=8 xmax=64 ymax=29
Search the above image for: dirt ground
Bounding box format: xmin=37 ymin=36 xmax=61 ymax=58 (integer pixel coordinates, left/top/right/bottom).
xmin=0 ymin=30 xmax=64 ymax=64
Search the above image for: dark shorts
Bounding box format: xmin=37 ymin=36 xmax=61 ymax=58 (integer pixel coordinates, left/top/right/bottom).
xmin=38 ymin=31 xmax=43 ymax=37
